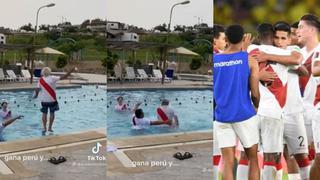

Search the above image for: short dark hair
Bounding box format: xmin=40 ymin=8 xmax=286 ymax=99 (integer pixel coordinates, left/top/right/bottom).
xmin=135 ymin=109 xmax=144 ymax=118
xmin=161 ymin=99 xmax=169 ymax=106
xmin=257 ymin=23 xmax=274 ymax=39
xmin=300 ymin=13 xmax=320 ymax=31
xmin=274 ymin=21 xmax=291 ymax=35
xmin=225 ymin=24 xmax=244 ymax=44
xmin=213 ymin=24 xmax=225 ymax=39
xmin=291 ymin=21 xmax=299 ymax=29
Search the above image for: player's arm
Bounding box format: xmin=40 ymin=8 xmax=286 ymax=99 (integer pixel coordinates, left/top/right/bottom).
xmin=259 ymin=50 xmax=302 ymax=66
xmin=60 ymin=67 xmax=77 ymax=80
xmin=2 ymin=115 xmax=23 ymax=127
xmin=291 ymin=65 xmax=309 ymax=76
xmin=313 ymin=61 xmax=320 ymax=76
xmin=249 ymin=56 xmax=260 ymax=108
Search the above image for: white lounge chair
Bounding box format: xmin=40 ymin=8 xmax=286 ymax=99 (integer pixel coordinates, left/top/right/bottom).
xmin=137 ymin=69 xmax=152 ymax=82
xmin=153 ymin=69 xmax=172 ymax=83
xmin=0 ymin=69 xmax=14 ymax=82
xmin=7 ymin=70 xmax=26 ymax=82
xmin=107 ymin=65 xmax=122 ymax=83
xmin=125 ymin=67 xmax=138 ymax=82
xmin=21 ymin=70 xmax=32 ymax=82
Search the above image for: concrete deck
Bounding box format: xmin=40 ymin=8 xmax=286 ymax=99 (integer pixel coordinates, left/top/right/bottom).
xmin=0 ymin=129 xmax=106 ymax=180
xmin=107 ymin=131 xmax=213 ymax=180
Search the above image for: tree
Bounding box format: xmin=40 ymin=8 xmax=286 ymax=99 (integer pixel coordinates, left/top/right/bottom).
xmin=102 ymin=50 xmax=118 ymax=74
xmin=20 ymin=23 xmax=34 ymax=32
xmin=153 ymin=23 xmax=167 ymax=32
xmin=190 ymin=57 xmax=202 ymax=70
xmin=174 ymin=25 xmax=185 ymax=32
xmin=39 ymin=24 xmax=49 ymax=32
xmin=56 ymin=55 xmax=68 ymax=69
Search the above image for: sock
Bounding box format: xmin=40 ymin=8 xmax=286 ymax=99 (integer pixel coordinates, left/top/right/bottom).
xmin=297 ymin=158 xmax=311 ymax=180
xmin=308 ymin=148 xmax=315 ymax=161
xmin=213 ymin=155 xmax=221 ymax=180
xmin=262 ymin=162 xmax=277 ymax=180
xmin=275 ymin=163 xmax=283 ymax=180
xmin=287 ymin=173 xmax=301 ymax=180
xmin=236 ymin=159 xmax=248 ymax=180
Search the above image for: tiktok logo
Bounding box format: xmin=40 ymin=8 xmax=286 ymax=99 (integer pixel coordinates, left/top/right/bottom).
xmin=92 ymin=142 xmax=102 ymax=154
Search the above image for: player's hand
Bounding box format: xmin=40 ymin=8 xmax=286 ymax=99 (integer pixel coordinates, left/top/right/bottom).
xmin=256 ymin=51 xmax=269 ymax=63
xmin=17 ymin=115 xmax=24 ymax=119
xmin=242 ymin=33 xmax=252 ymax=51
xmin=259 ymin=66 xmax=277 ymax=82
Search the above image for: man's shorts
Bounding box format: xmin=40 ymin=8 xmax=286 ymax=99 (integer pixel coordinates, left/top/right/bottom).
xmin=214 ymin=116 xmax=259 ymax=149
xmin=213 ymin=123 xmax=221 ymax=156
xmin=283 ymin=113 xmax=309 ymax=155
xmin=259 ymin=115 xmax=284 ymax=153
xmin=303 ymin=109 xmax=317 ymax=145
xmin=40 ymin=101 xmax=59 ymax=114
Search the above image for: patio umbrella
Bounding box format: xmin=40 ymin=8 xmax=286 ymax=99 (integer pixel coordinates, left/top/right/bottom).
xmin=35 ymin=47 xmax=65 ymax=66
xmin=35 ymin=47 xmax=65 ymax=55
xmin=168 ymin=46 xmax=200 ymax=73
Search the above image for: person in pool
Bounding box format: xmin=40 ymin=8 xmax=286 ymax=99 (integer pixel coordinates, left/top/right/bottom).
xmin=115 ymin=96 xmax=130 ymax=111
xmin=132 ymin=108 xmax=171 ymax=130
xmin=0 ymin=100 xmax=12 ymax=120
xmin=156 ymin=99 xmax=179 ymax=126
xmin=0 ymin=100 xmax=24 ymax=142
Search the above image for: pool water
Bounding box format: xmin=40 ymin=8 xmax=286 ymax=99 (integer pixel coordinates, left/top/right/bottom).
xmin=0 ymin=86 xmax=106 ymax=141
xmin=107 ymin=89 xmax=213 ymax=138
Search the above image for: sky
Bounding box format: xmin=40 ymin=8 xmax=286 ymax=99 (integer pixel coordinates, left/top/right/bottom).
xmin=107 ymin=0 xmax=213 ymax=29
xmin=0 ymin=0 xmax=107 ymax=29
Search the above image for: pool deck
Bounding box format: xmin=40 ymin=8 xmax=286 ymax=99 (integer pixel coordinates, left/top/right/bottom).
xmin=107 ymin=130 xmax=213 ymax=180
xmin=0 ymin=129 xmax=106 ymax=180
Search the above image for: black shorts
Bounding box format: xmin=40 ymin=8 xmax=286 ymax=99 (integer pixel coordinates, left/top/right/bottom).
xmin=41 ymin=101 xmax=59 ymax=114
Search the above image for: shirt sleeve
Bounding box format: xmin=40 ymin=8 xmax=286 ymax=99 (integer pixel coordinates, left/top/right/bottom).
xmin=51 ymin=76 xmax=61 ymax=82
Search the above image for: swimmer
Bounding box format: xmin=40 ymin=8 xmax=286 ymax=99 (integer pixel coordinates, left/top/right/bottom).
xmin=0 ymin=115 xmax=24 ymax=142
xmin=0 ymin=100 xmax=12 ymax=120
xmin=132 ymin=108 xmax=171 ymax=130
xmin=115 ymin=96 xmax=130 ymax=111
xmin=156 ymin=99 xmax=179 ymax=126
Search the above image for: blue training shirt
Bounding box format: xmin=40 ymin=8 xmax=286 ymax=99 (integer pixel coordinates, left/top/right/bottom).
xmin=213 ymin=51 xmax=256 ymax=123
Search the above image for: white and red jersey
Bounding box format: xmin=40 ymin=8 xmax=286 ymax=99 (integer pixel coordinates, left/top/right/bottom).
xmin=248 ymin=44 xmax=291 ymax=119
xmin=283 ymin=45 xmax=304 ymax=114
xmin=299 ymin=44 xmax=320 ymax=111
xmin=37 ymin=75 xmax=60 ymax=103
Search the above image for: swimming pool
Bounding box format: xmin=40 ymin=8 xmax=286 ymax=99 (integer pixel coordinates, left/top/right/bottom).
xmin=107 ymin=89 xmax=213 ymax=138
xmin=0 ymin=86 xmax=106 ymax=141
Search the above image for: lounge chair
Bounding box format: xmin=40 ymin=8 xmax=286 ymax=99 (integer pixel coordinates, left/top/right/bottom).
xmin=124 ymin=67 xmax=138 ymax=82
xmin=107 ymin=65 xmax=122 ymax=83
xmin=6 ymin=70 xmax=26 ymax=82
xmin=153 ymin=69 xmax=172 ymax=83
xmin=21 ymin=70 xmax=32 ymax=82
xmin=137 ymin=69 xmax=152 ymax=82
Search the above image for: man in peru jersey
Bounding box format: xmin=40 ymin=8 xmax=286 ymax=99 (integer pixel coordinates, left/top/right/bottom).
xmin=297 ymin=13 xmax=320 ymax=180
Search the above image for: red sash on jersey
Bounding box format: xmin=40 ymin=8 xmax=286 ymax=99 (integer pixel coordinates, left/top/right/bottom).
xmin=39 ymin=78 xmax=57 ymax=101
xmin=259 ymin=62 xmax=288 ymax=108
xmin=157 ymin=107 xmax=169 ymax=122
xmin=299 ymin=53 xmax=313 ymax=97
xmin=213 ymin=48 xmax=220 ymax=54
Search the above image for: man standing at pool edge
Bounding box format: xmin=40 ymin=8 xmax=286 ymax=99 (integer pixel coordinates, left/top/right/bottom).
xmin=213 ymin=24 xmax=260 ymax=180
xmin=34 ymin=66 xmax=77 ymax=135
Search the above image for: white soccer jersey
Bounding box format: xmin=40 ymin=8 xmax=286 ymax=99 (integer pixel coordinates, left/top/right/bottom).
xmin=283 ymin=45 xmax=304 ymax=114
xmin=299 ymin=44 xmax=320 ymax=111
xmin=248 ymin=44 xmax=291 ymax=119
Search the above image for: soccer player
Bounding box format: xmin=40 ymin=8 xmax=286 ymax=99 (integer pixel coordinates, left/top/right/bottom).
xmin=296 ymin=13 xmax=320 ymax=180
xmin=213 ymin=24 xmax=226 ymax=180
xmin=214 ymin=24 xmax=260 ymax=180
xmin=274 ymin=21 xmax=310 ymax=180
xmin=213 ymin=24 xmax=227 ymax=54
xmin=238 ymin=23 xmax=301 ymax=180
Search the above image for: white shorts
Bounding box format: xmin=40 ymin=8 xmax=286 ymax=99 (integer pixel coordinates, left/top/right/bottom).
xmin=313 ymin=111 xmax=320 ymax=153
xmin=213 ymin=124 xmax=221 ymax=155
xmin=283 ymin=113 xmax=309 ymax=155
xmin=303 ymin=109 xmax=316 ymax=145
xmin=259 ymin=115 xmax=284 ymax=153
xmin=214 ymin=116 xmax=259 ymax=149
